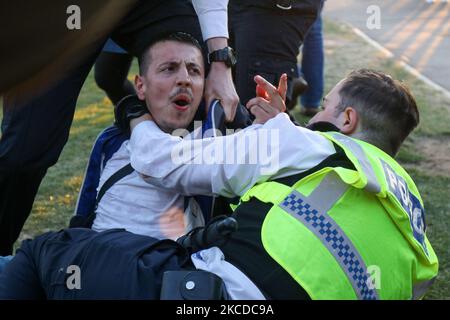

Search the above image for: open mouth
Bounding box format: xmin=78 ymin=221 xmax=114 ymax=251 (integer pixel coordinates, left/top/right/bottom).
xmin=174 ymin=99 xmax=189 ymax=107
xmin=172 ymin=94 xmax=192 ymax=111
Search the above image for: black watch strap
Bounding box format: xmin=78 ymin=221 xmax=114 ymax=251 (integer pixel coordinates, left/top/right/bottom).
xmin=208 ymin=47 xmax=237 ymax=68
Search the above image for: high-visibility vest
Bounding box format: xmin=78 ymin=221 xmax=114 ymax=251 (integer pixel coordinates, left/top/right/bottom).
xmin=236 ymin=132 xmax=438 ymax=300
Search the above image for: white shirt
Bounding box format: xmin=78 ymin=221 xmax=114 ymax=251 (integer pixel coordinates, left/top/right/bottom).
xmin=191 ymin=247 xmax=266 ymax=300
xmin=92 ymin=141 xmax=204 ymax=240
xmin=130 ymin=113 xmax=336 ymax=198
xmin=192 ymin=0 xmax=229 ymax=40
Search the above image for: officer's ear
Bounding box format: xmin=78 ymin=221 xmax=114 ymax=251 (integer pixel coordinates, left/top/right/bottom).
xmin=339 ymin=106 xmax=359 ymax=135
xmin=135 ymin=74 xmax=146 ymax=101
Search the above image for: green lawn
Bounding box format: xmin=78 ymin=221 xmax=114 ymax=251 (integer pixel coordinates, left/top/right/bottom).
xmin=4 ymin=19 xmax=450 ymax=299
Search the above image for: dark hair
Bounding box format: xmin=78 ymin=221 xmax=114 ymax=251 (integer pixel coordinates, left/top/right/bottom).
xmin=138 ymin=32 xmax=203 ymax=75
xmin=335 ymin=69 xmax=419 ymax=156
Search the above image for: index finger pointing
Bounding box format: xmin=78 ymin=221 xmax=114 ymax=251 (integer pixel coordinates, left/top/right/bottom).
xmin=277 ymin=73 xmax=288 ymax=102
xmin=254 ymin=75 xmax=279 ymax=99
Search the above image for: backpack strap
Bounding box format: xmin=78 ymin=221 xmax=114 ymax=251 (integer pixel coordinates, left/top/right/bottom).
xmin=69 ymin=163 xmax=134 ymax=228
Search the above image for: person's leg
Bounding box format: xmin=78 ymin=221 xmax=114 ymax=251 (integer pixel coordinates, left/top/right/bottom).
xmin=0 ymin=228 xmax=188 ymax=299
xmin=0 ymin=255 xmax=13 ymax=274
xmin=229 ymin=2 xmax=318 ymax=106
xmin=111 ymin=0 xmax=204 ymax=58
xmin=94 ymin=50 xmax=134 ymax=105
xmin=0 ymin=168 xmax=48 ymax=255
xmin=0 ymin=48 xmax=102 ymax=255
xmin=300 ymin=15 xmax=324 ymax=113
xmin=0 ymin=240 xmax=46 ymax=299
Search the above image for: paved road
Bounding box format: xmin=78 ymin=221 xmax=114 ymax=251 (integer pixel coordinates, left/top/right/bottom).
xmin=324 ymin=0 xmax=450 ymax=91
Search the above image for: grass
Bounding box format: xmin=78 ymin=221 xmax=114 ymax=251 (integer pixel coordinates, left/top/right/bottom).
xmin=2 ymin=19 xmax=449 ymax=299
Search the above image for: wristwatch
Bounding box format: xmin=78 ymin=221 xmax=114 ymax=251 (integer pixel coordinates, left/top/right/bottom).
xmin=207 ymin=47 xmax=237 ymax=68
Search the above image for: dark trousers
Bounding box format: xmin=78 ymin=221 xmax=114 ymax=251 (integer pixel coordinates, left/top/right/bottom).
xmin=0 ymin=228 xmax=189 ymax=299
xmin=0 ymin=52 xmax=99 ymax=255
xmin=0 ymin=0 xmax=202 ymax=255
xmin=228 ymin=0 xmax=320 ymax=105
xmin=94 ymin=51 xmax=135 ymax=105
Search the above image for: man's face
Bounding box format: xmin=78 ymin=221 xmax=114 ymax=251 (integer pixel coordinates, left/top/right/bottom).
xmin=308 ymin=79 xmax=347 ymax=129
xmin=136 ymin=41 xmax=204 ymax=133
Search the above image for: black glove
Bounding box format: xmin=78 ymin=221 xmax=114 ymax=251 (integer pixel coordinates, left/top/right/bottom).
xmin=177 ymin=215 xmax=238 ymax=254
xmin=114 ymin=94 xmax=149 ymax=133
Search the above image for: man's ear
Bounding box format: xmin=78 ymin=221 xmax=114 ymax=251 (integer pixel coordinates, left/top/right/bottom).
xmin=340 ymin=107 xmax=359 ymax=135
xmin=135 ymin=74 xmax=146 ymax=100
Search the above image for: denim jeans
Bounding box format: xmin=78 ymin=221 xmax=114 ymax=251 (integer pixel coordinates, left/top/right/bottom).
xmin=0 ymin=256 xmax=13 ymax=273
xmin=299 ymin=15 xmax=324 ymax=109
xmin=102 ymin=38 xmax=127 ymax=54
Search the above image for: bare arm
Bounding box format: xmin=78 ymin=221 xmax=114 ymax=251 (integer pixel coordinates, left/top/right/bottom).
xmin=192 ymin=0 xmax=239 ymax=122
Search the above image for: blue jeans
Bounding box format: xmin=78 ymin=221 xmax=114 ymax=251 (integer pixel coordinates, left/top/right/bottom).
xmin=0 ymin=256 xmax=13 ymax=273
xmin=102 ymin=39 xmax=127 ymax=54
xmin=299 ymin=15 xmax=324 ymax=109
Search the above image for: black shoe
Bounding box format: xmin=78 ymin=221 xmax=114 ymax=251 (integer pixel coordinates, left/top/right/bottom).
xmin=286 ymin=76 xmax=309 ymax=110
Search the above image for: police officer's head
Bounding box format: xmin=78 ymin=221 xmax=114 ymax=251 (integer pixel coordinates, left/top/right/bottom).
xmin=309 ymin=69 xmax=419 ymax=156
xmin=135 ymin=32 xmax=205 ymax=133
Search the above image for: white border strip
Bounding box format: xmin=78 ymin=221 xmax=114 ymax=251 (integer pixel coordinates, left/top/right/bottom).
xmin=351 ymin=26 xmax=450 ymax=100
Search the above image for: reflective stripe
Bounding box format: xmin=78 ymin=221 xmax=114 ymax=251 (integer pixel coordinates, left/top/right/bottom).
xmin=412 ymin=278 xmax=436 ymax=300
xmin=279 ymin=172 xmax=380 ymax=300
xmin=331 ymin=133 xmax=381 ymax=194
xmin=306 ymin=173 xmax=348 ymax=213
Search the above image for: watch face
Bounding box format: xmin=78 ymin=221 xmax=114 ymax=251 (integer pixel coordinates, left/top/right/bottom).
xmin=209 ymin=47 xmax=237 ymax=67
xmin=227 ymin=47 xmax=237 ymax=67
xmin=228 ymin=49 xmax=237 ymax=67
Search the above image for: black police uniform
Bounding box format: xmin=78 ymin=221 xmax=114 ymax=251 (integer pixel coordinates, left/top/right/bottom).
xmin=228 ymin=0 xmax=322 ymax=105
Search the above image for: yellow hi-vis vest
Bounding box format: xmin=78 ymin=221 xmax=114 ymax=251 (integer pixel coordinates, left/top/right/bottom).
xmin=237 ymin=132 xmax=438 ymax=300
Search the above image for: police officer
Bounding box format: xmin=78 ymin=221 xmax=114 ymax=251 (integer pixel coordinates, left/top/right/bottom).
xmin=221 ymin=70 xmax=438 ymax=299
